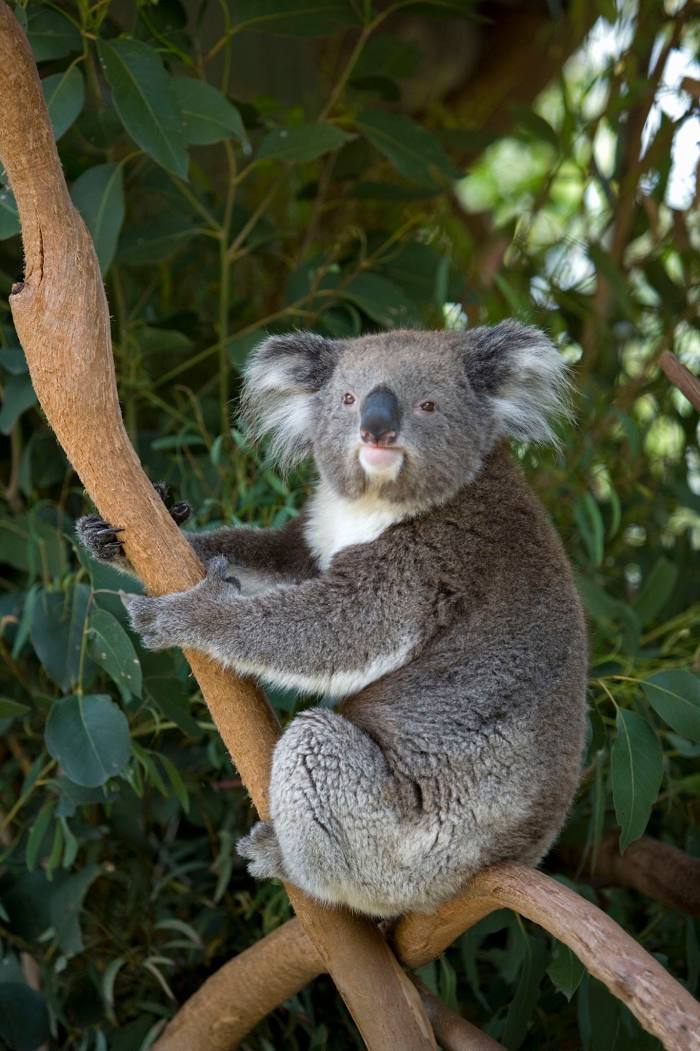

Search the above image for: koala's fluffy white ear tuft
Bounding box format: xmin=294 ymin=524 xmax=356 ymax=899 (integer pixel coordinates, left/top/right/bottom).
xmin=465 ymin=321 xmax=571 ymax=444
xmin=240 ymin=332 xmax=338 ymax=470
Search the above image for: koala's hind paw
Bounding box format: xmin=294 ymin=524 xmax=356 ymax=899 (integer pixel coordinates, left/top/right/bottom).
xmin=76 ymin=514 xmax=125 ymax=562
xmin=237 ymin=821 xmax=286 ymax=881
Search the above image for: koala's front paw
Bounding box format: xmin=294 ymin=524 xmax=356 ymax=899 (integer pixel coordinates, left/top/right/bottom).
xmin=237 ymin=821 xmax=286 ymax=880
xmin=121 ymin=592 xmax=188 ymax=651
xmin=76 ymin=514 xmax=125 ymax=563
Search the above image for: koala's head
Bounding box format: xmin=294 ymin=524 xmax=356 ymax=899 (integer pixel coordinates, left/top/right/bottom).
xmin=241 ymin=321 xmax=569 ymax=508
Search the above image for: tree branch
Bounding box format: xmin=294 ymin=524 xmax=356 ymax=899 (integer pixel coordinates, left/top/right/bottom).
xmin=660 ymin=351 xmax=700 ymax=412
xmin=0 ymin=7 xmax=435 ymax=1049
xmin=155 ymin=862 xmax=700 ymax=1051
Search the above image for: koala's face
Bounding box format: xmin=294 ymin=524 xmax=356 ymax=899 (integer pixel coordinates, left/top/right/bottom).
xmin=242 ymin=323 xmax=568 ymax=508
xmin=311 ymin=334 xmax=492 ymax=505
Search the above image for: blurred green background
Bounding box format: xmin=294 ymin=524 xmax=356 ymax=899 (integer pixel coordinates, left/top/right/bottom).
xmin=0 ymin=1 xmax=698 ymax=1048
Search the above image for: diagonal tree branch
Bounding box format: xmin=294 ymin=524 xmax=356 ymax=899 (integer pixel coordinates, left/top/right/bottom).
xmin=0 ymin=7 xmax=436 ymax=1049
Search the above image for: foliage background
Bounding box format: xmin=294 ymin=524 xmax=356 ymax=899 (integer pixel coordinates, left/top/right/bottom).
xmin=0 ymin=0 xmax=699 ymax=1048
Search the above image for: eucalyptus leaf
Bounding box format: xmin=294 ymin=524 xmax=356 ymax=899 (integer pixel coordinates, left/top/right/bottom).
xmin=0 ymin=374 xmax=37 ymax=434
xmin=0 ymin=983 xmax=50 ymax=1051
xmin=98 ymin=38 xmax=188 ymax=178
xmin=642 ymin=670 xmax=700 ymax=742
xmin=88 ymin=608 xmax=142 ymax=700
xmin=611 ymin=708 xmax=663 ymax=851
xmin=45 ymin=694 xmax=130 ymax=787
xmin=258 ymin=123 xmax=353 ymax=163
xmin=49 ymin=864 xmax=101 ymax=956
xmin=27 ymin=7 xmax=81 ymax=62
xmin=0 ymin=183 xmax=19 ymax=240
xmin=356 ymin=109 xmax=458 ymax=186
xmin=30 ymin=584 xmax=91 ymax=691
xmin=173 ymin=78 xmax=249 ymax=147
xmin=42 ymin=67 xmax=85 ymax=141
xmin=71 ymin=164 xmax=125 ymax=274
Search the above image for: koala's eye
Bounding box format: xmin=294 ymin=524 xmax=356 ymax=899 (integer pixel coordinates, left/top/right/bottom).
xmin=419 ymin=401 xmax=436 ymax=413
xmin=342 ymin=393 xmax=356 ymax=406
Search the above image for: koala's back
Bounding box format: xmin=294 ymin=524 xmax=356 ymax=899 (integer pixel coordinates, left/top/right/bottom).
xmin=339 ymin=445 xmax=587 ymax=891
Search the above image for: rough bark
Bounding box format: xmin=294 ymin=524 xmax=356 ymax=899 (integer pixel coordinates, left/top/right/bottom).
xmin=0 ymin=7 xmax=436 ymax=1049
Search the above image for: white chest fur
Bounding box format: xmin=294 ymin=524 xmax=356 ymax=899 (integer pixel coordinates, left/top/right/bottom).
xmin=304 ymin=480 xmax=408 ymax=571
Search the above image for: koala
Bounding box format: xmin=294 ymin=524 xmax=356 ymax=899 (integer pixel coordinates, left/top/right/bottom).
xmin=78 ymin=321 xmax=587 ymax=918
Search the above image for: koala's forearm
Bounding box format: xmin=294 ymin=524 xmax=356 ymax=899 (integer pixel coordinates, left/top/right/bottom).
xmin=188 ymin=515 xmax=316 ymax=581
xmin=180 ymin=575 xmax=422 ymax=696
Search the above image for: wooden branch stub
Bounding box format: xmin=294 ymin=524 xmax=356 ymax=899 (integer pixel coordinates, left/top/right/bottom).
xmin=0 ymin=7 xmax=436 ymax=1049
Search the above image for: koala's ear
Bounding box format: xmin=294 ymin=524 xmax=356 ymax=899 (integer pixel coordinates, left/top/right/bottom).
xmin=240 ymin=332 xmax=339 ymax=469
xmin=463 ymin=321 xmax=571 ymax=444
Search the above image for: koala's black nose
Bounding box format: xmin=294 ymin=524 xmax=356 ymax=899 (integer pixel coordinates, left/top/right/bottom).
xmin=360 ymin=386 xmax=401 ymax=445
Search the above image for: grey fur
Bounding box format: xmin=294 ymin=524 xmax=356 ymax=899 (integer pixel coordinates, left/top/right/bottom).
xmin=85 ymin=322 xmax=587 ymax=918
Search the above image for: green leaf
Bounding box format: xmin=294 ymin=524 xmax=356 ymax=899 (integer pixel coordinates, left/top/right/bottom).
xmin=97 ymin=38 xmax=188 ymax=178
xmin=159 ymin=754 xmax=189 ymax=813
xmin=339 ymin=273 xmax=420 ymax=328
xmin=0 ymin=183 xmax=19 ymax=240
xmin=42 ymin=67 xmax=85 ymax=141
xmin=27 ymin=7 xmax=81 ymax=62
xmin=0 ymin=983 xmax=50 ymax=1051
xmin=258 ymin=123 xmax=353 ymax=163
xmin=502 ymin=933 xmax=548 ymax=1049
xmin=146 ymin=677 xmax=202 ymax=737
xmin=25 ymin=798 xmax=55 ymax=871
xmin=574 ymin=493 xmax=604 ymax=567
xmin=642 ymin=670 xmax=700 ymax=742
xmin=30 ymin=584 xmax=92 ymax=691
xmin=49 ymin=864 xmax=101 ymax=956
xmin=633 ymin=557 xmax=678 ymax=626
xmin=547 ymin=941 xmax=585 ymax=1001
xmin=45 ymin=694 xmax=131 ymax=787
xmin=233 ymin=0 xmax=359 ymax=36
xmin=71 ymin=163 xmax=125 ymax=274
xmin=172 ymin=78 xmax=249 ymax=147
xmin=88 ymin=608 xmax=142 ymax=700
xmin=611 ymin=708 xmax=663 ymax=851
xmin=0 ymin=347 xmax=28 ymax=375
xmin=0 ymin=374 xmax=37 ymax=434
xmin=356 ymin=109 xmax=458 ymax=187
xmin=0 ymin=699 xmax=30 ymax=720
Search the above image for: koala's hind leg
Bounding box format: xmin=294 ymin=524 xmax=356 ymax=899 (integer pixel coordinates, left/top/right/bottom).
xmin=241 ymin=708 xmax=424 ymax=917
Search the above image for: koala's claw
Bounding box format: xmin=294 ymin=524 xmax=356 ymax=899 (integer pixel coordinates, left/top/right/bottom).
xmin=237 ymin=821 xmax=286 ymax=881
xmin=153 ymin=482 xmax=191 ymax=525
xmin=76 ymin=514 xmax=125 ymax=562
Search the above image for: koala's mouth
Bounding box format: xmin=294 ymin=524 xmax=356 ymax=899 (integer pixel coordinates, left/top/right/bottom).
xmin=358 ymin=445 xmax=405 ymax=474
